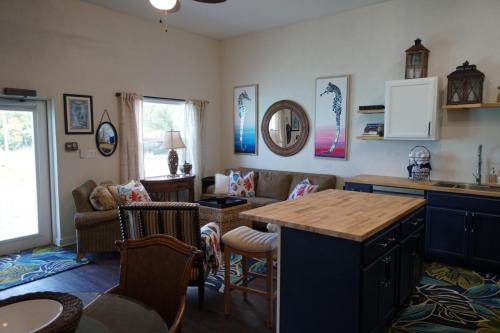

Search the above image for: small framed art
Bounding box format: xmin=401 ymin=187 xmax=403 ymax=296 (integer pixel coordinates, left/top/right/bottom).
xmin=63 ymin=94 xmax=94 ymax=134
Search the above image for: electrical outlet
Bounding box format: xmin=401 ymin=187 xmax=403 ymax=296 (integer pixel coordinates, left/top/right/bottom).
xmin=79 ymin=149 xmax=96 ymax=159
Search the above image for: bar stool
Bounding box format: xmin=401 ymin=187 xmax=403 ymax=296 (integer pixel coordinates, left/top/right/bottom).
xmin=222 ymin=226 xmax=278 ymax=328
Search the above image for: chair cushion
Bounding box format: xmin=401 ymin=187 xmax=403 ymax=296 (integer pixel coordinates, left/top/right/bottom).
xmin=109 ymin=181 xmax=152 ymax=205
xmin=256 ymin=171 xmax=291 ymax=200
xmin=222 ymin=226 xmax=278 ymax=253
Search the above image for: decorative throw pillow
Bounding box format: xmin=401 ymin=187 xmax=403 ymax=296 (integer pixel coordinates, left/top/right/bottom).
xmin=228 ymin=170 xmax=255 ymax=197
xmin=288 ymin=178 xmax=319 ymax=200
xmin=89 ymin=186 xmax=118 ymax=211
xmin=214 ymin=173 xmax=230 ymax=195
xmin=113 ymin=180 xmax=152 ymax=205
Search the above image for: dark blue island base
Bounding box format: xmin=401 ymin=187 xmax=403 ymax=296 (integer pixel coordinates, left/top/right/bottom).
xmin=279 ymin=208 xmax=425 ymax=333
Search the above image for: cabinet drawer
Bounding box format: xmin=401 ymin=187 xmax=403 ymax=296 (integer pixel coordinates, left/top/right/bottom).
xmin=401 ymin=208 xmax=425 ymax=238
xmin=427 ymin=191 xmax=500 ymax=215
xmin=363 ymin=224 xmax=400 ymax=266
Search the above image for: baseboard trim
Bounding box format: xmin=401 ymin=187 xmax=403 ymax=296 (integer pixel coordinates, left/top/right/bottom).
xmin=55 ymin=236 xmax=76 ymax=247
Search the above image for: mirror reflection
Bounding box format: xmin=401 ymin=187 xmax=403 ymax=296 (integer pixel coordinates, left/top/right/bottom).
xmin=96 ymin=122 xmax=117 ymax=156
xmin=268 ymin=109 xmax=302 ymax=148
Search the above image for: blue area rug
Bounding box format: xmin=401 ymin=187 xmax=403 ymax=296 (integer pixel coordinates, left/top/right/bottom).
xmin=205 ymin=254 xmax=266 ymax=293
xmin=0 ymin=246 xmax=89 ymax=291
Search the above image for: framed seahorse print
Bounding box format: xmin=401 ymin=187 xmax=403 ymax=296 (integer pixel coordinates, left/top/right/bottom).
xmin=233 ymin=84 xmax=258 ymax=155
xmin=315 ymin=75 xmax=350 ymax=160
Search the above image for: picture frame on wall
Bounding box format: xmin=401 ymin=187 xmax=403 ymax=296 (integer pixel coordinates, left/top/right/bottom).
xmin=63 ymin=94 xmax=94 ymax=134
xmin=314 ymin=75 xmax=350 ymax=160
xmin=233 ymin=84 xmax=258 ymax=155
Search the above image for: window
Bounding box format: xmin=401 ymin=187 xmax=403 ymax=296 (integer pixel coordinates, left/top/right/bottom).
xmin=142 ymin=98 xmax=185 ymax=178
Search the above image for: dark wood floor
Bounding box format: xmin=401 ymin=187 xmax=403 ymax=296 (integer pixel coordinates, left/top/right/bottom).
xmin=0 ymin=251 xmax=275 ymax=333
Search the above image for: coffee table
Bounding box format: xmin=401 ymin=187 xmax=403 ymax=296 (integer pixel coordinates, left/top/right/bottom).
xmin=198 ymin=197 xmax=252 ymax=235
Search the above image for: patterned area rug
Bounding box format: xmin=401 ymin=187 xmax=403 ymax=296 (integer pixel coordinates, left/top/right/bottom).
xmin=0 ymin=246 xmax=89 ymax=291
xmin=205 ymin=254 xmax=266 ymax=293
xmin=389 ymin=262 xmax=500 ymax=333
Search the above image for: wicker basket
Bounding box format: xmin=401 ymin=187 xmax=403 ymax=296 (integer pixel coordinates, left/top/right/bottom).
xmin=199 ymin=203 xmax=252 ymax=235
xmin=407 ymin=146 xmax=432 ymax=182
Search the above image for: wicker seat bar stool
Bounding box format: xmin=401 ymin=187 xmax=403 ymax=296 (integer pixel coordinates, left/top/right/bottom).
xmin=222 ymin=226 xmax=278 ymax=328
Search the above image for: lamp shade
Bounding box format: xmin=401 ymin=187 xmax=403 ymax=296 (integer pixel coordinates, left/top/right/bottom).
xmin=164 ymin=130 xmax=186 ymax=149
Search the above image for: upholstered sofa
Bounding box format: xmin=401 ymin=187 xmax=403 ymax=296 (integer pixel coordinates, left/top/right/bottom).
xmin=72 ymin=180 xmax=122 ymax=261
xmin=202 ymin=168 xmax=337 ymax=208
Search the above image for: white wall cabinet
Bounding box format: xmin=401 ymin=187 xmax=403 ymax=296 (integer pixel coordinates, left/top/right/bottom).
xmin=384 ymin=77 xmax=440 ymax=140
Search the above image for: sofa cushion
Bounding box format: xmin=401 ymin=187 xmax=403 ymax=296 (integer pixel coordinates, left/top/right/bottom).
xmin=246 ymin=197 xmax=281 ymax=208
xmin=288 ymin=179 xmax=319 ymax=200
xmin=109 ymin=181 xmax=152 ymax=205
xmin=256 ymin=171 xmax=291 ymax=200
xmin=89 ymin=185 xmax=118 ymax=211
xmin=214 ymin=173 xmax=230 ymax=195
xmin=288 ymin=173 xmax=336 ymax=195
xmin=228 ymin=170 xmax=255 ymax=197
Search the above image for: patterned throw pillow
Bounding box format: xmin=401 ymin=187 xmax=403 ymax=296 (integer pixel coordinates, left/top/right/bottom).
xmin=89 ymin=186 xmax=118 ymax=211
xmin=228 ymin=170 xmax=255 ymax=197
xmin=112 ymin=181 xmax=152 ymax=205
xmin=288 ymin=178 xmax=319 ymax=200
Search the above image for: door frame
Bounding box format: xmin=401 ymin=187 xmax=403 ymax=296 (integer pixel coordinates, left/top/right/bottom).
xmin=0 ymin=95 xmax=60 ymax=253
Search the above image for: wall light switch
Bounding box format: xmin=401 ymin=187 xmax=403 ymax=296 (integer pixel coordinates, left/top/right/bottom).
xmin=65 ymin=142 xmax=78 ymax=152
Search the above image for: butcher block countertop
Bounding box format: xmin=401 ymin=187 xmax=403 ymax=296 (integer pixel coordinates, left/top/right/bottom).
xmin=239 ymin=189 xmax=425 ymax=242
xmin=346 ymin=175 xmax=500 ymax=198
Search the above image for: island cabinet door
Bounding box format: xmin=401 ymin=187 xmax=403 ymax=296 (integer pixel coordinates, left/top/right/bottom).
xmin=425 ymin=207 xmax=468 ymax=258
xmin=399 ymin=227 xmax=424 ymax=305
xmin=361 ymin=246 xmax=399 ymax=333
xmin=469 ymin=212 xmax=500 ymax=266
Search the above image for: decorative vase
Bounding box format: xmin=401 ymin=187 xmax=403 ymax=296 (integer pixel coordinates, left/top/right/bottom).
xmin=183 ymin=162 xmax=192 ymax=175
xmin=168 ymin=149 xmax=179 ymax=175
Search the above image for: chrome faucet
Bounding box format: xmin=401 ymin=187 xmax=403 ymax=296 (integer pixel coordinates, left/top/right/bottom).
xmin=473 ymin=144 xmax=482 ymax=185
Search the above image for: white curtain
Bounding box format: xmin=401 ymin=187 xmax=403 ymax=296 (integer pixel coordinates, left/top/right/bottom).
xmin=184 ymin=99 xmax=208 ymax=200
xmin=118 ymin=92 xmax=144 ymax=183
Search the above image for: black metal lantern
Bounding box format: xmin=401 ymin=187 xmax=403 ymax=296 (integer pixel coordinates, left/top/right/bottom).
xmin=405 ymin=39 xmax=429 ymax=79
xmin=447 ymin=61 xmax=485 ymax=105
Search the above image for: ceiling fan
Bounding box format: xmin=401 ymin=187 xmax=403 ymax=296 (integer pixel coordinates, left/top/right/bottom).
xmin=150 ymin=0 xmax=227 ymax=31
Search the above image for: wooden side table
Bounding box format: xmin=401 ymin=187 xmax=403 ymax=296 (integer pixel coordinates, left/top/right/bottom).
xmin=141 ymin=175 xmax=195 ymax=202
xmin=199 ymin=202 xmax=252 ymax=235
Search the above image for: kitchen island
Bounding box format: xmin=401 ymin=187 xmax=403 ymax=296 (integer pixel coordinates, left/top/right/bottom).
xmin=240 ymin=189 xmax=426 ymax=333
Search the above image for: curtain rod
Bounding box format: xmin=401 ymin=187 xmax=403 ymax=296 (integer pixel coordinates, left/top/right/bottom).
xmin=115 ymin=92 xmax=185 ymax=103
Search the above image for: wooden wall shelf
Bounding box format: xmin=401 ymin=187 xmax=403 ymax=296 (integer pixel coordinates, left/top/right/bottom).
xmin=356 ymin=135 xmax=385 ymax=141
xmin=443 ymin=103 xmax=500 ymax=110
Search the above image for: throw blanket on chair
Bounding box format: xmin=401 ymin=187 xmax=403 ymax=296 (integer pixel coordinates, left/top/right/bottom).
xmin=200 ymin=223 xmax=222 ymax=274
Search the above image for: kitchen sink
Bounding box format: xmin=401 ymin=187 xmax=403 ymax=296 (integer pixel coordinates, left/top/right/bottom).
xmin=434 ymin=181 xmax=500 ymax=193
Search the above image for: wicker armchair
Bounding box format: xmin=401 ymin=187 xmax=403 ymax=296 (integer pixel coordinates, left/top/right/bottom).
xmin=112 ymin=235 xmax=201 ymax=333
xmin=72 ymin=180 xmax=121 ymax=261
xmin=117 ymin=202 xmax=206 ymax=307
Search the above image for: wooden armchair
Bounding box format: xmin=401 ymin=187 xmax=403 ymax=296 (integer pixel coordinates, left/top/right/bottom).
xmin=117 ymin=202 xmax=206 ymax=307
xmin=112 ymin=235 xmax=201 ymax=333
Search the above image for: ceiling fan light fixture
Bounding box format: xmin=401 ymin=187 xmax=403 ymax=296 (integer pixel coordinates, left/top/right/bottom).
xmin=149 ymin=0 xmax=178 ymax=11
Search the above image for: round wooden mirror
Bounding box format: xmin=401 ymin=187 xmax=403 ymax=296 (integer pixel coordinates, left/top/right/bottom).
xmin=261 ymin=100 xmax=309 ymax=156
xmin=95 ymin=122 xmax=118 ymax=157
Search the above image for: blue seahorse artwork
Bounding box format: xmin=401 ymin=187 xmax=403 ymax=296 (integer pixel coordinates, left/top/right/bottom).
xmin=315 ymin=76 xmax=349 ymax=159
xmin=234 ymin=86 xmax=257 ymax=154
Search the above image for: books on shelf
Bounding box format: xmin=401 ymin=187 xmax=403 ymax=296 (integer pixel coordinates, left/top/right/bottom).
xmin=363 ymin=123 xmax=384 ymax=137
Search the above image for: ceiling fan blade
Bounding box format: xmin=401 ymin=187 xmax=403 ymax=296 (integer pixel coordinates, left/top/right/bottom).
xmin=192 ymin=0 xmax=227 ymax=3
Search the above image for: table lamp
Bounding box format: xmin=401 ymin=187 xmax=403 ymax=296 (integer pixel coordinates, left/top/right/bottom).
xmin=164 ymin=130 xmax=186 ymax=176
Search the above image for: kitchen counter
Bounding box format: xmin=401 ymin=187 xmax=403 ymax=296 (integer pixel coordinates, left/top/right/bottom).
xmin=240 ymin=189 xmax=425 ymax=241
xmin=346 ymin=174 xmax=500 ymax=198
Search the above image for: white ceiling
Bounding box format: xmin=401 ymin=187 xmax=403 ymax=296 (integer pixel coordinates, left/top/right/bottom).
xmin=81 ymin=0 xmax=390 ymax=40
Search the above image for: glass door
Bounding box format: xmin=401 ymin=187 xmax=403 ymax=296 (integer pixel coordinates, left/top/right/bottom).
xmin=0 ymin=98 xmax=52 ymax=254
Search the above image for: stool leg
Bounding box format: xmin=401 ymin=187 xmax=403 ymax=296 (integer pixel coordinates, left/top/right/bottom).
xmin=224 ymin=248 xmax=231 ymax=316
xmin=266 ymin=251 xmax=274 ymax=329
xmin=242 ymin=255 xmax=248 ymax=301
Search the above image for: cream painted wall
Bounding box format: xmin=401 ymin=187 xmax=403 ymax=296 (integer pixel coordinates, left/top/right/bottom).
xmin=0 ymin=0 xmax=221 ymax=244
xmin=221 ymin=0 xmax=500 ymax=188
